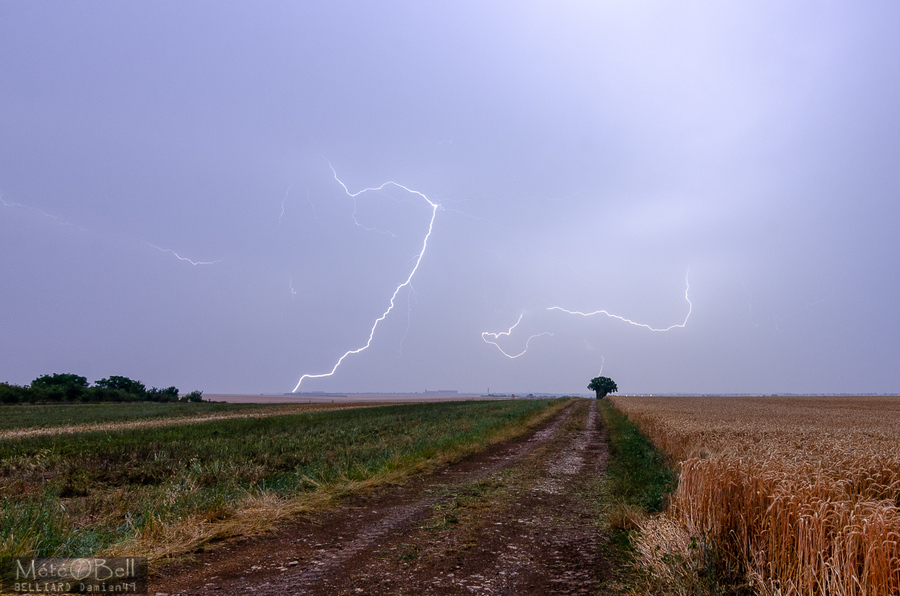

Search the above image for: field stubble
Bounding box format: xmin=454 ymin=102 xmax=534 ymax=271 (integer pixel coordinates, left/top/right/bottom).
xmin=610 ymin=395 xmax=900 ymax=596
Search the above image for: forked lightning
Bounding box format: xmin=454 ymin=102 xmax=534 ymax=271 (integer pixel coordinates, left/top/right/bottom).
xmin=547 ymin=273 xmax=692 ymax=331
xmin=482 ymin=273 xmax=692 ymax=357
xmin=292 ymin=167 xmax=439 ymax=392
xmin=480 ymin=313 xmax=554 ymax=359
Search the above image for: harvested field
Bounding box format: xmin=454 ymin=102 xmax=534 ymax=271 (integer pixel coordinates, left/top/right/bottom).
xmin=610 ymin=395 xmax=900 ymax=595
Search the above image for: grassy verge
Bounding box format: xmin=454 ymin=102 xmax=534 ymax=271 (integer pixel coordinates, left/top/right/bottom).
xmin=595 ymin=399 xmax=676 ymax=591
xmin=599 ymin=399 xmax=674 ymax=513
xmin=0 ymin=399 xmax=568 ymax=562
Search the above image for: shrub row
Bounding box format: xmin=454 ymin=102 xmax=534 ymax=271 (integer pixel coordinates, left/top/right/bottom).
xmin=0 ymin=373 xmax=202 ymax=404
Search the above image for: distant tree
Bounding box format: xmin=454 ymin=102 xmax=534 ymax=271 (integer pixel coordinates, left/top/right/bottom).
xmin=0 ymin=374 xmax=205 ymax=406
xmin=147 ymin=386 xmax=179 ymax=402
xmin=588 ymin=376 xmax=618 ymax=399
xmin=95 ymin=375 xmax=147 ymax=396
xmin=31 ymin=373 xmax=89 ymax=401
xmin=0 ymin=382 xmax=26 ymax=404
xmin=181 ymin=390 xmax=203 ymax=403
xmin=31 ymin=373 xmax=88 ymax=389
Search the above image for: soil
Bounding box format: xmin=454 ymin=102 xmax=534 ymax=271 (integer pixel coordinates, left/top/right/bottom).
xmin=150 ymin=399 xmax=615 ymax=595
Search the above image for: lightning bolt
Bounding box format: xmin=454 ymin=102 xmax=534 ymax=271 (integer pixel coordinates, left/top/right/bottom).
xmin=548 ymin=272 xmax=692 ymax=331
xmin=1 ymin=196 xmax=88 ymax=231
xmin=335 ymin=165 xmax=403 ymax=238
xmin=278 ymin=185 xmax=290 ymax=225
xmin=483 ymin=273 xmax=692 ymax=359
xmin=146 ymin=243 xmax=222 ymax=266
xmin=292 ymin=167 xmax=439 ymax=392
xmin=481 ymin=313 xmax=554 ymax=359
xmin=2 ymin=196 xmax=226 ymax=264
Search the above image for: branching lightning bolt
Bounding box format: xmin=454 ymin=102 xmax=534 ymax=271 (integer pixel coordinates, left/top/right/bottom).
xmin=146 ymin=243 xmax=222 ymax=266
xmin=481 ymin=313 xmax=554 ymax=359
xmin=482 ymin=273 xmax=692 ymax=359
xmin=548 ymin=273 xmax=692 ymax=331
xmin=292 ymin=167 xmax=439 ymax=392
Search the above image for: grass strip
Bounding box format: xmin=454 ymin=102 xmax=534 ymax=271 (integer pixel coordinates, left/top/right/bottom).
xmin=599 ymin=399 xmax=675 ymax=513
xmin=0 ymin=399 xmax=568 ymax=562
xmin=596 ymin=399 xmax=676 ymax=590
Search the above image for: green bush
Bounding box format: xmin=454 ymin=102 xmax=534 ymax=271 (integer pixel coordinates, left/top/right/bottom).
xmin=181 ymin=390 xmax=203 ymax=403
xmin=0 ymin=374 xmax=196 ymax=405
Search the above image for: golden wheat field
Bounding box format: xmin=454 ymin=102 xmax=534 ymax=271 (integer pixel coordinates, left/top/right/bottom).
xmin=610 ymin=395 xmax=900 ymax=596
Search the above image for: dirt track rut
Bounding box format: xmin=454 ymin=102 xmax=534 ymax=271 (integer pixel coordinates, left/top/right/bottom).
xmin=152 ymin=399 xmax=611 ymax=595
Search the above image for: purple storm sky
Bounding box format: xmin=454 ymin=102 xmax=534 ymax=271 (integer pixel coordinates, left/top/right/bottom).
xmin=1 ymin=2 xmax=898 ymax=395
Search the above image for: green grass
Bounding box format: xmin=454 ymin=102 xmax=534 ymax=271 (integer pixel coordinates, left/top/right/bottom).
xmin=596 ymin=399 xmax=676 ymax=590
xmin=0 ymin=402 xmax=265 ymax=431
xmin=599 ymin=399 xmax=675 ymax=513
xmin=0 ymin=399 xmax=562 ymax=559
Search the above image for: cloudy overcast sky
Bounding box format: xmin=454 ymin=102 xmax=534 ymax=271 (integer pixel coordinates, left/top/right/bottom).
xmin=2 ymin=2 xmax=898 ymax=396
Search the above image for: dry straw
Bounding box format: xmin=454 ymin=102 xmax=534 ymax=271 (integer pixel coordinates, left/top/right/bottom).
xmin=611 ymin=395 xmax=900 ymax=596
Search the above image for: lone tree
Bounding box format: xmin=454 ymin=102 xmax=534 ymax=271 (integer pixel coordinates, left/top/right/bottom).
xmin=588 ymin=376 xmax=618 ymax=399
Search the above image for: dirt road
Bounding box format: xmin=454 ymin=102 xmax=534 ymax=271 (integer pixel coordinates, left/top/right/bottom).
xmin=152 ymin=399 xmax=612 ymax=595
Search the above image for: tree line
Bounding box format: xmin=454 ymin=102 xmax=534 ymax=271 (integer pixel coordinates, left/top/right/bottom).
xmin=0 ymin=373 xmax=203 ymax=404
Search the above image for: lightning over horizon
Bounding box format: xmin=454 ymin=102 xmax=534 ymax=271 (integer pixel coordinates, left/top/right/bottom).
xmin=481 ymin=313 xmax=554 ymax=359
xmin=3 ymin=2 xmax=896 ymax=399
xmin=482 ymin=273 xmax=692 ymax=358
xmin=292 ymin=167 xmax=439 ymax=392
xmin=548 ymin=272 xmax=692 ymax=332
